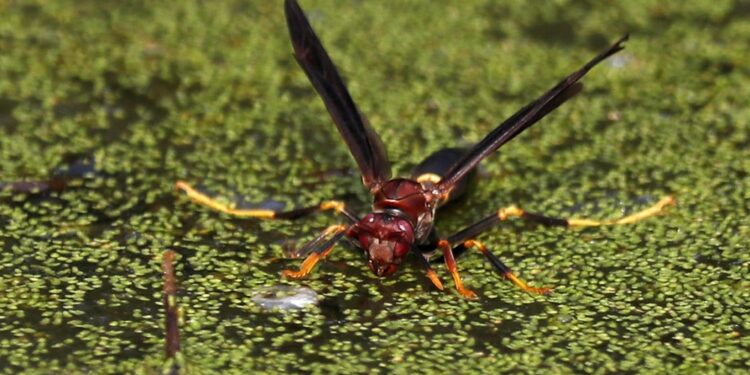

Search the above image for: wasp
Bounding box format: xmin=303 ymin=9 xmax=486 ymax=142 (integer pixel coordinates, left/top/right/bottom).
xmin=176 ymin=0 xmax=674 ymax=298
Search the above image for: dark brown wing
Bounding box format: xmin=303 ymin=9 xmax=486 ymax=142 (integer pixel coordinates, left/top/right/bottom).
xmin=285 ymin=0 xmax=391 ymax=191
xmin=436 ymin=35 xmax=628 ymax=196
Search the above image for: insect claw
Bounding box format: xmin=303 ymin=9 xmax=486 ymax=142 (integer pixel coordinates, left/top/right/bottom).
xmin=426 ymin=269 xmax=444 ymax=290
xmin=458 ymin=287 xmax=478 ymax=300
xmin=530 ymin=286 xmax=553 ymax=296
xmin=281 ymin=269 xmax=308 ymax=279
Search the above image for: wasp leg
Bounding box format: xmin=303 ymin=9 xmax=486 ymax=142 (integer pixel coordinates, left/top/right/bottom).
xmin=446 ymin=196 xmax=676 ymax=245
xmin=282 ymin=224 xmax=349 ymax=278
xmin=427 ymin=196 xmax=675 ymax=295
xmin=175 ymin=181 xmax=355 ymax=221
xmin=437 ymin=240 xmax=477 ymax=299
xmin=411 ymin=246 xmax=444 ymax=291
xmin=460 ymin=240 xmax=550 ymax=295
xmin=564 ymin=196 xmax=676 ymax=227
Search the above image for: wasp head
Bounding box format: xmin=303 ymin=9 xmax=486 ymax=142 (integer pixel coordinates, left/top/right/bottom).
xmin=352 ymin=213 xmax=414 ymax=277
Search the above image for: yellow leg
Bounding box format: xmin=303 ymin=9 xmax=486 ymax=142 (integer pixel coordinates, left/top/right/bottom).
xmin=281 ymin=224 xmax=346 ymax=278
xmin=281 ymin=250 xmax=330 ymax=279
xmin=175 ymin=181 xmax=345 ymax=218
xmin=437 ymin=196 xmax=675 ymax=297
xmin=425 ymin=269 xmax=444 ymax=291
xmin=496 ymin=195 xmax=676 ymax=228
xmin=567 ymin=196 xmax=675 ymax=227
xmin=412 ymin=248 xmax=445 ymax=291
xmin=438 ymin=240 xmax=477 ymax=299
xmin=463 ymin=240 xmax=551 ymax=295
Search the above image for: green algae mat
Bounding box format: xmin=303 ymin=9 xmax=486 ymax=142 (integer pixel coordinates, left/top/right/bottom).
xmin=1 ymin=0 xmax=749 ymax=373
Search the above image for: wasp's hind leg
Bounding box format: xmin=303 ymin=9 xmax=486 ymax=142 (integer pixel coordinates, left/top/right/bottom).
xmin=175 ymin=181 xmax=356 ymax=221
xmin=421 ymin=236 xmax=549 ymax=297
xmin=456 ymin=240 xmax=551 ymax=295
xmin=438 ymin=196 xmax=675 ymax=294
xmin=445 ymin=196 xmax=676 ymax=244
xmin=560 ymin=196 xmax=677 ymax=227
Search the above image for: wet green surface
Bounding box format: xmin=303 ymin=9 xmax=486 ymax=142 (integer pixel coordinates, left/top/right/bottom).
xmin=1 ymin=0 xmax=749 ymax=373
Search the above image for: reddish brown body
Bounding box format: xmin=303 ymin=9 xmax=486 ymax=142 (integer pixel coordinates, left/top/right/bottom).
xmin=374 ymin=179 xmax=437 ymax=238
xmin=176 ymin=1 xmax=666 ymax=300
xmin=281 ymin=0 xmax=636 ymax=295
xmin=348 ymin=178 xmax=438 ymax=276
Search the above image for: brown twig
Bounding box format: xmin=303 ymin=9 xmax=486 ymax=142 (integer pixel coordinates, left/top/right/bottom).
xmin=162 ymin=250 xmax=181 ymax=374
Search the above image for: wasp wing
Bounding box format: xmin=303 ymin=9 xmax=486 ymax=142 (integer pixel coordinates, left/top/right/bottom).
xmin=285 ymin=0 xmax=391 ymax=191
xmin=436 ymin=35 xmax=628 ymax=196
